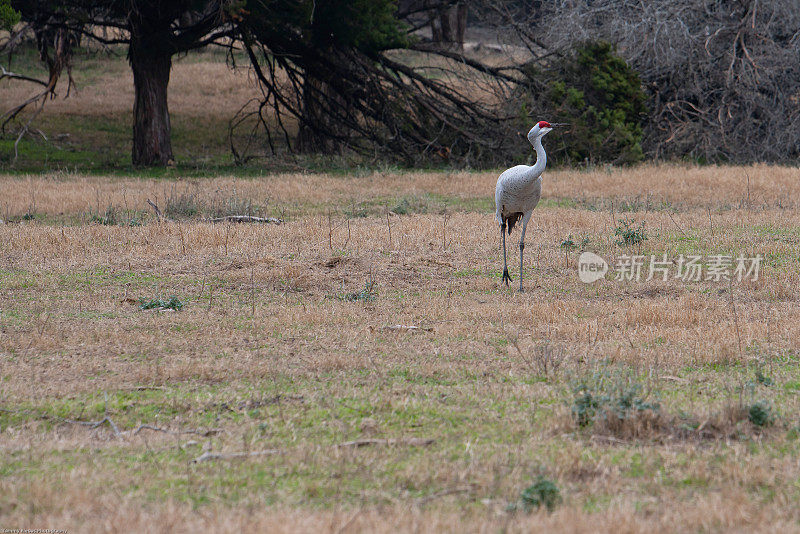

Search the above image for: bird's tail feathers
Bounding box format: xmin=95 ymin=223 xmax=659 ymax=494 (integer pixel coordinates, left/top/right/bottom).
xmin=505 ymin=213 xmax=522 ymax=235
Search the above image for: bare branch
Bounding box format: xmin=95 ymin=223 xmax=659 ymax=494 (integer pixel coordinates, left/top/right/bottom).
xmin=0 ymin=66 xmax=49 ymax=87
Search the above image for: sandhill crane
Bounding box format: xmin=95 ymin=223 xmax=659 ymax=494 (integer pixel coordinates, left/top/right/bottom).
xmin=495 ymin=121 xmax=555 ymax=291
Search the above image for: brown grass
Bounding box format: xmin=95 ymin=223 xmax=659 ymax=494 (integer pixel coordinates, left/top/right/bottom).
xmin=3 ymin=43 xmax=799 ymax=533
xmin=2 ymin=57 xmax=260 ymax=118
xmin=2 ymin=163 xmax=799 ymax=217
xmin=2 ymin=165 xmax=800 ymax=531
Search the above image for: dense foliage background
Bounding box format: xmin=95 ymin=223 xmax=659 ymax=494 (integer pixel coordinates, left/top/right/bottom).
xmin=2 ymin=0 xmax=798 ymax=168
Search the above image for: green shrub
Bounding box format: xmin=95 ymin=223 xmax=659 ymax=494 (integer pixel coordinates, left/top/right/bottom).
xmin=164 ymin=190 xmax=202 ymax=218
xmin=343 ymin=280 xmax=376 ymax=302
xmin=571 ymin=388 xmax=599 ymax=428
xmin=392 ymin=195 xmax=429 ymax=215
xmin=90 ymin=205 xmax=118 ymax=226
xmin=509 ymin=477 xmax=562 ymax=512
xmin=570 ymin=366 xmax=660 ymax=428
xmin=614 ymin=217 xmax=648 ymax=247
xmin=748 ymin=401 xmax=774 ymax=427
xmin=0 ymin=0 xmax=20 ymax=31
xmin=519 ymin=41 xmax=646 ymax=165
xmin=139 ymin=296 xmax=184 ymax=311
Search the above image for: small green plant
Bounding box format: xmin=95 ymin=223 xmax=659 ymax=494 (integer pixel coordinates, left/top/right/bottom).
xmin=209 ymin=192 xmax=263 ymax=219
xmin=165 ymin=190 xmax=202 ymax=218
xmin=345 ymin=203 xmax=369 ymax=218
xmin=614 ymin=217 xmax=648 ymax=248
xmin=392 ymin=195 xmax=429 ymax=215
xmin=560 ymin=235 xmax=578 ymax=266
xmin=747 ymin=401 xmax=773 ymax=427
xmin=560 ymin=235 xmax=577 ymax=251
xmin=572 ymin=387 xmax=599 ymax=427
xmin=508 ymin=477 xmax=562 ymax=512
xmin=91 ymin=205 xmax=118 ymax=225
xmin=570 ymin=366 xmax=660 ymax=428
xmin=344 ymin=280 xmax=376 ymax=302
xmin=754 ymin=369 xmax=774 ymax=387
xmin=139 ymin=296 xmax=184 ymax=311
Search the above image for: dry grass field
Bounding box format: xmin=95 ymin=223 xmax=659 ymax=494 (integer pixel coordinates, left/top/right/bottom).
xmin=2 ymin=41 xmax=800 ymax=533
xmin=2 ymin=164 xmax=800 ymax=532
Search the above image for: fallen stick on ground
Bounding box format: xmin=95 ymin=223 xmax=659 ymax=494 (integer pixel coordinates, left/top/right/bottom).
xmin=334 ymin=510 xmax=363 ymax=534
xmin=589 ymin=435 xmax=628 ymax=445
xmin=126 ymin=424 xmax=223 ymax=437
xmin=208 ymin=215 xmax=283 ymax=224
xmin=146 ymin=199 xmax=169 ymax=222
xmin=660 ymin=375 xmax=689 ymax=383
xmin=29 ymin=409 xmax=220 ymax=441
xmin=192 ymin=437 xmax=435 ymax=463
xmin=381 ymin=325 xmax=434 ymax=333
xmin=666 ymin=211 xmax=689 ymax=238
xmin=57 ymin=416 xmax=123 ymax=440
xmin=337 ymin=437 xmax=435 ymax=448
xmin=415 ymin=485 xmax=474 ymax=506
xmin=192 ymin=448 xmax=282 ymax=463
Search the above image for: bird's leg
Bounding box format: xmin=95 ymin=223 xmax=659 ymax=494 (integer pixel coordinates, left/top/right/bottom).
xmin=499 ymin=223 xmax=503 ymax=251
xmin=501 ymin=221 xmax=511 ymax=286
xmin=518 ymin=218 xmax=530 ymax=292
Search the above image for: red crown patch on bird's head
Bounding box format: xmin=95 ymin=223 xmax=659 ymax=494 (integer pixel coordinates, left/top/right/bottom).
xmin=538 ymin=121 xmax=551 ymax=128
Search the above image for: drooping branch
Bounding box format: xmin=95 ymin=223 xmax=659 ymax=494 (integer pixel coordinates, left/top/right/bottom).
xmin=0 ymin=65 xmax=49 ymax=87
xmin=5 ymin=0 xmax=244 ymax=166
xmin=1 ymin=24 xmax=78 ymax=162
xmin=233 ymin=9 xmax=529 ymax=167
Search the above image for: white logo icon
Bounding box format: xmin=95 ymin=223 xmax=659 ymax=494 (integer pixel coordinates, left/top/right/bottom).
xmin=578 ymin=252 xmax=608 ymax=283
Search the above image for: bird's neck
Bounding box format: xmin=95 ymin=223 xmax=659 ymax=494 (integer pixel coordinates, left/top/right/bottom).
xmin=520 ymin=136 xmax=547 ymax=183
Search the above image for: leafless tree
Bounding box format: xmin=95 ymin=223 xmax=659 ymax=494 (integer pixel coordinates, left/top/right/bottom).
xmin=530 ymin=0 xmax=800 ymax=162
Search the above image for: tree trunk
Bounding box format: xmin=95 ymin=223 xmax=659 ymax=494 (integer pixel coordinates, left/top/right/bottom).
xmin=454 ymin=3 xmax=468 ymax=51
xmin=129 ymin=40 xmax=173 ymax=166
xmin=298 ymin=76 xmax=327 ymax=153
xmin=436 ymin=5 xmax=453 ymax=45
xmin=298 ymin=74 xmax=348 ymax=154
xmin=430 ymin=2 xmax=467 ymax=51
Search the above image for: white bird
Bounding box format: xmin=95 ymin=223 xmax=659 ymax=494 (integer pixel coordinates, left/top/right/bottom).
xmin=494 ymin=120 xmax=555 ymax=291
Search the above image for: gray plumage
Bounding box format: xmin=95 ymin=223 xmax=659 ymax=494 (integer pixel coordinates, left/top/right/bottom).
xmin=494 ymin=121 xmax=554 ymax=291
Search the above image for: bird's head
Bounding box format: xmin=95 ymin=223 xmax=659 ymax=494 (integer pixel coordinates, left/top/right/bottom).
xmin=527 ymin=121 xmax=554 ymax=143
